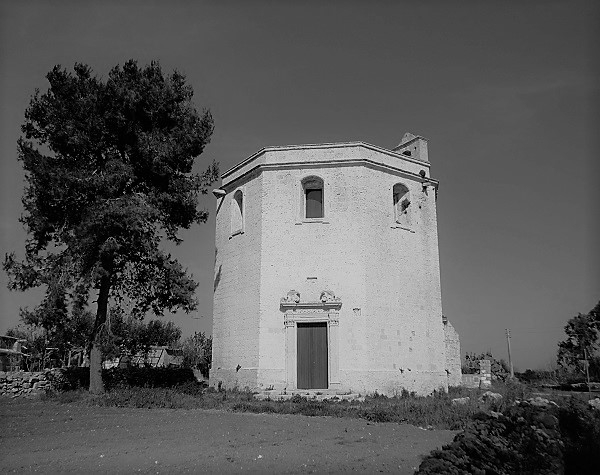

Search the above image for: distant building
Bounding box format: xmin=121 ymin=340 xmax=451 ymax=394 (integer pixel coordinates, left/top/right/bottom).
xmin=103 ymin=346 xmax=183 ymax=369
xmin=210 ymin=134 xmax=460 ymax=395
xmin=0 ymin=335 xmax=26 ymax=371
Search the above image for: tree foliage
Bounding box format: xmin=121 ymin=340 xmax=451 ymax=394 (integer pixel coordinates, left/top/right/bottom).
xmin=557 ymin=301 xmax=600 ymax=379
xmin=100 ymin=308 xmax=182 ymax=360
xmin=8 ymin=306 xmax=184 ymax=370
xmin=3 ymin=60 xmax=217 ymax=392
xmin=180 ymin=331 xmax=212 ymax=377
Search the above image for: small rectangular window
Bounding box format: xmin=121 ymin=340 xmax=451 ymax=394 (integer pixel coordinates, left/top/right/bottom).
xmin=306 ymin=188 xmax=323 ymax=218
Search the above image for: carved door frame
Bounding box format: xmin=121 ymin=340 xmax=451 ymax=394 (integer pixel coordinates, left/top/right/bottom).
xmin=281 ymin=290 xmax=341 ymax=391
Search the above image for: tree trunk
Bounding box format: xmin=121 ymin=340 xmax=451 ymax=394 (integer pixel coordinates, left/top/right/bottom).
xmin=89 ymin=274 xmax=111 ymax=394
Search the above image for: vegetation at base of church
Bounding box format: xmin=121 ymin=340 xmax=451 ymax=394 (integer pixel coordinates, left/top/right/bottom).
xmin=3 ymin=60 xmax=218 ymax=394
xmin=41 ymin=380 xmax=533 ymax=430
xmin=416 ymin=397 xmax=600 ymax=475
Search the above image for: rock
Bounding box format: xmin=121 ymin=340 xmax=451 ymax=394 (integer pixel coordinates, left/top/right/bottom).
xmin=479 ymin=391 xmax=503 ymax=403
xmin=589 ymin=398 xmax=600 ymax=410
xmin=525 ymin=397 xmax=558 ymax=408
xmin=451 ymin=397 xmax=470 ymax=406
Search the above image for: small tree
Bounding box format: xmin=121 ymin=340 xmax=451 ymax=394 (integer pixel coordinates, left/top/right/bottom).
xmin=17 ymin=282 xmax=95 ymax=365
xmin=180 ymin=332 xmax=212 ymax=378
xmin=100 ymin=308 xmax=182 ymax=360
xmin=4 ymin=61 xmax=217 ymax=392
xmin=557 ymin=301 xmax=600 ymax=380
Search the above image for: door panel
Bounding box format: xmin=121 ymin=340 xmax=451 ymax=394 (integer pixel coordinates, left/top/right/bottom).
xmin=297 ymin=322 xmax=328 ymax=389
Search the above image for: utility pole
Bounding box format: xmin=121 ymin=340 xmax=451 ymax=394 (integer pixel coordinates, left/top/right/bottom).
xmin=506 ymin=328 xmax=514 ymax=379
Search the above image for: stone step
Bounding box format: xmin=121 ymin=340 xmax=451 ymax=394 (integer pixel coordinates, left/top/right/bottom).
xmin=254 ymin=390 xmax=364 ymax=402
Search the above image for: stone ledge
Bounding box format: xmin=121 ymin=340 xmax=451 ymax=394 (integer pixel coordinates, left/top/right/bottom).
xmin=254 ymin=390 xmax=364 ymax=402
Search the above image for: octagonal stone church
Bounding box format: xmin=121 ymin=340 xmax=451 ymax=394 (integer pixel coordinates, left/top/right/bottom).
xmin=209 ymin=133 xmax=461 ymax=396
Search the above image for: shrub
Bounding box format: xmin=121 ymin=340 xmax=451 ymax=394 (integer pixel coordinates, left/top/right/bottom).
xmin=45 ymin=366 xmax=196 ymax=392
xmin=46 ymin=367 xmax=89 ymax=391
xmin=559 ymin=398 xmax=600 ymax=474
xmin=102 ymin=367 xmax=195 ymax=390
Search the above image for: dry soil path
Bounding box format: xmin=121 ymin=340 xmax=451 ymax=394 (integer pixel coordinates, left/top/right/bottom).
xmin=0 ymin=398 xmax=456 ymax=474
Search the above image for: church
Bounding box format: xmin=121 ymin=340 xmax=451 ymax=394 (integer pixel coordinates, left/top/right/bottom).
xmin=209 ymin=133 xmax=461 ymax=396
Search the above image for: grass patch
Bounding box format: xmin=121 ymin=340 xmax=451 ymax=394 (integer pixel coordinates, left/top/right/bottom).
xmin=40 ymin=382 xmax=530 ymax=430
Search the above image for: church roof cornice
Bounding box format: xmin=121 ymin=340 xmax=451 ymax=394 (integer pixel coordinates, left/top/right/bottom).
xmin=222 ymin=141 xmax=431 ymax=180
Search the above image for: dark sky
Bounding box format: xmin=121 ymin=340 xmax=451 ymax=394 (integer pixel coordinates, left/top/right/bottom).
xmin=1 ymin=1 xmax=598 ymax=370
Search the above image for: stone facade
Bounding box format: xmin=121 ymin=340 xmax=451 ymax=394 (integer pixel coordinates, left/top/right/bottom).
xmin=443 ymin=316 xmax=462 ymax=386
xmin=210 ymin=134 xmax=460 ymax=395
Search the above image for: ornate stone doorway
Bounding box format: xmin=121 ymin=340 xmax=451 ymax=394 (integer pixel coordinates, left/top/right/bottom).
xmin=280 ymin=290 xmax=341 ymax=391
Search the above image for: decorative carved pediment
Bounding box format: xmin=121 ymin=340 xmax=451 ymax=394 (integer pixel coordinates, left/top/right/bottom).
xmin=320 ymin=290 xmax=340 ymax=303
xmin=280 ymin=289 xmax=342 ymax=310
xmin=280 ymin=290 xmax=342 ymax=313
xmin=281 ymin=290 xmax=300 ymax=304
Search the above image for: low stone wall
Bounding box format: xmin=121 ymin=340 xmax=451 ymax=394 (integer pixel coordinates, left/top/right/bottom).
xmin=461 ymin=359 xmax=492 ymax=388
xmin=0 ymin=370 xmax=54 ymax=398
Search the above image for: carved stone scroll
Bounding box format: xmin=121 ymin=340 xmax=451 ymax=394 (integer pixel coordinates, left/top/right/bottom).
xmin=281 ymin=290 xmax=300 ymax=304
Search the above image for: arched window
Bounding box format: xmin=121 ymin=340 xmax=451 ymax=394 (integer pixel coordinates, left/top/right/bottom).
xmin=393 ymin=183 xmax=411 ymax=227
xmin=231 ymin=189 xmax=244 ymax=235
xmin=302 ymin=176 xmax=324 ymax=219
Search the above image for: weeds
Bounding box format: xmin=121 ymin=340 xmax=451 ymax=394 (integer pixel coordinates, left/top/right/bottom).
xmin=42 ymin=382 xmax=504 ymax=430
xmin=40 ymin=379 xmax=572 ymax=431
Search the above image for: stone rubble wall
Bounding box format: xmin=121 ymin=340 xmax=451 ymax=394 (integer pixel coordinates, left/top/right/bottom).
xmin=0 ymin=370 xmax=58 ymax=398
xmin=443 ymin=318 xmax=462 ymax=386
xmin=461 ymin=359 xmax=492 ymax=388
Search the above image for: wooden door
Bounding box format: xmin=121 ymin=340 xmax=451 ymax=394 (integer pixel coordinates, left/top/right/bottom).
xmin=297 ymin=322 xmax=328 ymax=389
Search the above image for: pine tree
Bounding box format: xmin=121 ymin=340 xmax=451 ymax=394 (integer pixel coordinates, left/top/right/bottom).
xmin=4 ymin=61 xmax=217 ymax=392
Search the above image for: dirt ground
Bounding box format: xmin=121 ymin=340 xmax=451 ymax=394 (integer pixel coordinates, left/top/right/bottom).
xmin=0 ymin=398 xmax=456 ymax=474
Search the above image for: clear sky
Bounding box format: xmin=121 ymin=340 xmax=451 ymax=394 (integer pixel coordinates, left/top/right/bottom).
xmin=1 ymin=1 xmax=598 ymax=370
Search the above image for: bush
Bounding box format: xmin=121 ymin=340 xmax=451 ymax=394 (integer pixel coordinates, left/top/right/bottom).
xmin=45 ymin=366 xmax=196 ymax=392
xmin=46 ymin=367 xmax=90 ymax=391
xmin=102 ymin=367 xmax=195 ymax=390
xmin=559 ymin=398 xmax=600 ymax=474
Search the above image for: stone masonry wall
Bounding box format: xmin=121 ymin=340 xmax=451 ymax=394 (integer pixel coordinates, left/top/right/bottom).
xmin=256 ymin=146 xmax=446 ymax=395
xmin=443 ymin=318 xmax=462 ymax=386
xmin=211 ymin=142 xmax=450 ymax=395
xmin=461 ymin=359 xmax=492 ymax=388
xmin=360 ymin=165 xmax=445 ymax=395
xmin=209 ymin=172 xmax=263 ymax=389
xmin=0 ymin=371 xmax=53 ymax=398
